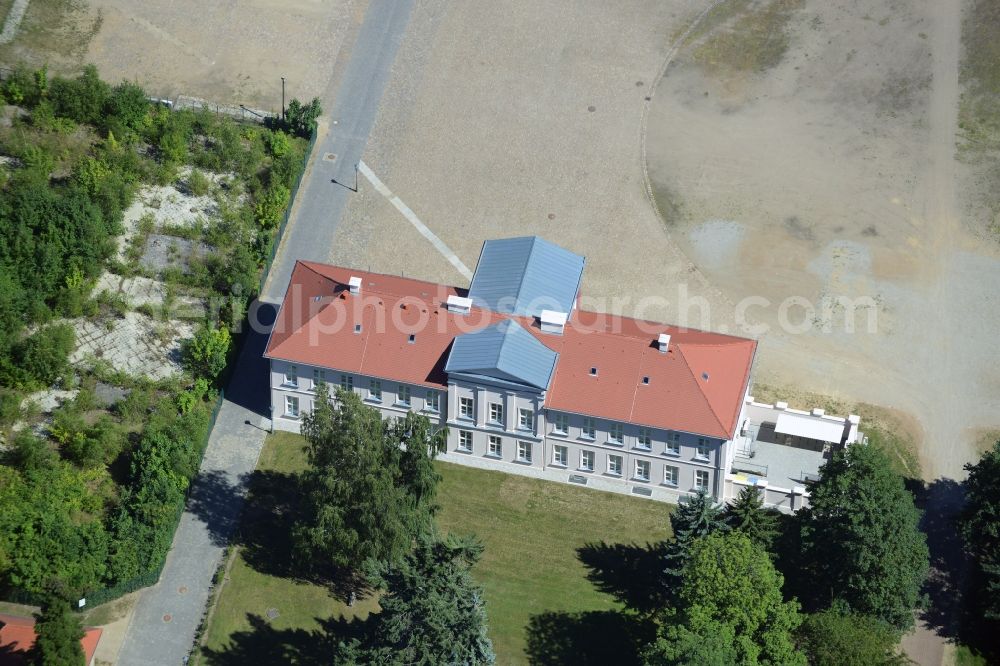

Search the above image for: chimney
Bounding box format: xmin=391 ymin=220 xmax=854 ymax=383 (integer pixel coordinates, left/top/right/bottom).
xmin=657 ymin=333 xmax=670 ymax=353
xmin=540 ymin=310 xmax=568 ymax=335
xmin=348 ymin=276 xmax=362 ymax=295
xmin=446 ymin=295 xmax=472 ymax=314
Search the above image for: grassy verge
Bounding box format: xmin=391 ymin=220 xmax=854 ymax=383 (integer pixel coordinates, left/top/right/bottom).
xmin=750 ymin=383 xmax=922 ymax=479
xmin=200 ymin=433 xmax=671 ymax=665
xmin=687 ymin=0 xmax=804 ymax=76
xmin=0 ymin=0 xmax=100 ymax=67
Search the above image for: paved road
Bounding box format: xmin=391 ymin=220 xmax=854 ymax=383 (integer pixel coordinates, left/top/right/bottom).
xmin=116 ymin=1 xmax=414 ymax=663
xmin=263 ymin=0 xmax=415 ymax=302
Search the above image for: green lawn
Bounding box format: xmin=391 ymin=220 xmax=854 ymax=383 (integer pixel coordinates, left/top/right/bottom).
xmin=200 ymin=432 xmax=671 ymax=664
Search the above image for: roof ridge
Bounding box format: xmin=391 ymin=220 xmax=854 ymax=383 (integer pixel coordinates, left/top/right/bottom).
xmin=671 ymin=343 xmax=729 ymax=437
xmin=513 ymin=237 xmax=538 ymax=313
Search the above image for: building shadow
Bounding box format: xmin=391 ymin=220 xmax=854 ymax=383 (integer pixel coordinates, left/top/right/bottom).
xmin=199 ymin=612 xmax=366 ymax=665
xmin=575 ymin=541 xmax=669 ymax=614
xmin=224 ymin=300 xmax=276 ymax=416
xmin=525 ymin=609 xmax=653 ymax=666
xmin=184 ymin=468 xmax=251 ymax=548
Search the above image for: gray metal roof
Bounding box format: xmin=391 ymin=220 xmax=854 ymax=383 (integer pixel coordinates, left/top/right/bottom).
xmin=445 ymin=320 xmax=558 ymax=390
xmin=467 ymin=236 xmax=585 ymax=317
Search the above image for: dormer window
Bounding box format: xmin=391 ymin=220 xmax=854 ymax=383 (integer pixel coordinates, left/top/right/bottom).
xmin=590 ymin=367 xmax=598 ymax=376
xmin=408 ymin=334 xmax=416 ymax=344
xmin=642 ymin=376 xmax=650 ymax=385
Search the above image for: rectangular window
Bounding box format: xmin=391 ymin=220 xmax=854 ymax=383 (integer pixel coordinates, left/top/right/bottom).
xmin=695 ymin=470 xmax=710 ymax=491
xmin=637 ymin=427 xmax=652 ymax=450
xmin=488 ymin=435 xmax=502 ymax=457
xmin=459 ymin=396 xmax=474 ymax=419
xmin=489 ymin=403 xmax=504 ymax=426
xmin=340 ymin=374 xmax=353 ymax=391
xmin=608 ymin=422 xmax=624 ymax=445
xmin=635 ymin=459 xmax=650 ymax=482
xmin=608 ymin=454 xmax=622 ymax=476
xmin=581 ymin=417 xmax=596 ymax=440
xmin=696 ymin=439 xmax=711 ymax=461
xmin=665 ymin=432 xmax=681 ymax=456
xmin=664 ymin=465 xmax=679 ymax=487
xmin=312 ymin=368 xmax=326 ymax=389
xmin=397 ymin=384 xmax=411 ymax=406
xmin=580 ymin=450 xmax=595 ymax=471
xmin=518 ymin=408 xmax=534 ymax=431
xmin=553 ymin=445 xmax=568 ymax=466
xmin=517 ymin=441 xmax=532 ymax=463
xmin=551 ymin=413 xmax=569 ymax=434
xmin=425 ymin=391 xmax=440 ymax=412
xmin=284 ymin=395 xmax=299 ymax=418
xmin=458 ymin=430 xmax=473 ymax=452
xmin=283 ymin=365 xmax=298 ymax=388
xmin=369 ymin=379 xmax=382 ymax=402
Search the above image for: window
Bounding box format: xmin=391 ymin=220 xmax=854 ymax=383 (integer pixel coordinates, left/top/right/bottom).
xmin=637 ymin=427 xmax=652 ymax=450
xmin=696 ymin=438 xmax=711 ymax=460
xmin=695 ymin=470 xmax=710 ymax=491
xmin=635 ymin=459 xmax=650 ymax=482
xmin=608 ymin=422 xmax=624 ymax=445
xmin=665 ymin=432 xmax=680 ymax=456
xmin=488 ymin=435 xmax=502 ymax=457
xmin=397 ymin=384 xmax=411 ymax=406
xmin=489 ymin=403 xmax=504 ymax=426
xmin=663 ymin=465 xmax=679 ymax=487
xmin=312 ymin=368 xmax=326 ymax=388
xmin=458 ymin=430 xmax=473 ymax=452
xmin=551 ymin=413 xmax=569 ymax=434
xmin=340 ymin=374 xmax=353 ymax=391
xmin=553 ymin=445 xmax=568 ymax=466
xmin=425 ymin=390 xmax=440 ymax=412
xmin=581 ymin=417 xmax=596 ymax=440
xmin=369 ymin=379 xmax=382 ymax=402
xmin=517 ymin=441 xmax=532 ymax=463
xmin=608 ymin=454 xmax=623 ymax=476
xmin=580 ymin=450 xmax=595 ymax=472
xmin=518 ymin=408 xmax=534 ymax=431
xmin=285 ymin=395 xmax=299 ymax=418
xmin=459 ymin=396 xmax=474 ymax=419
xmin=283 ymin=365 xmax=298 ymax=388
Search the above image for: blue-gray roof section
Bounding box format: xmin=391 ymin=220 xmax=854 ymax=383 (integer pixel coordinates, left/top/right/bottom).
xmin=467 ymin=236 xmax=585 ymax=318
xmin=445 ymin=320 xmax=559 ymax=390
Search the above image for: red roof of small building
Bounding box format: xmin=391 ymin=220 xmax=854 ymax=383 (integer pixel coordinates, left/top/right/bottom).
xmin=0 ymin=614 xmax=102 ymax=666
xmin=265 ymin=261 xmax=757 ymax=440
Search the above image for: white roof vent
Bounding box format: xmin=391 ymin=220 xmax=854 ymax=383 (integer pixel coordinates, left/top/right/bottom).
xmin=657 ymin=333 xmax=671 ymax=353
xmin=446 ymin=295 xmax=472 ymax=314
xmin=348 ymin=276 xmax=362 ymax=295
xmin=540 ymin=310 xmax=568 ymax=335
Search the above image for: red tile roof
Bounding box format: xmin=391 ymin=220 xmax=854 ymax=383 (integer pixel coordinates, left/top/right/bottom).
xmin=265 ymin=261 xmax=757 ymax=439
xmin=0 ymin=614 xmax=101 ymax=666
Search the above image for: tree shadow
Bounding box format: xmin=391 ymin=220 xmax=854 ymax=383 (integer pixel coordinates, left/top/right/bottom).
xmin=199 ymin=612 xmax=367 ymax=665
xmin=911 ymin=477 xmax=966 ymax=639
xmin=576 ymin=541 xmax=669 ymax=614
xmin=185 ymin=468 xmax=251 ymax=548
xmin=525 ymin=610 xmax=653 ymax=666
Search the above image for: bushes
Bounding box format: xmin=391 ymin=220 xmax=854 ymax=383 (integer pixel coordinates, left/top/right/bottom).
xmin=48 ymin=64 xmax=111 ymax=126
xmin=280 ymin=97 xmax=322 ymax=138
xmin=8 ymin=324 xmax=76 ymax=389
xmin=252 ymin=182 xmax=290 ymax=230
xmin=182 ymin=325 xmax=231 ymax=382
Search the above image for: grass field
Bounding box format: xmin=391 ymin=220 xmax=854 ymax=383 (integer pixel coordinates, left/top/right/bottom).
xmin=199 ymin=433 xmax=671 ymax=664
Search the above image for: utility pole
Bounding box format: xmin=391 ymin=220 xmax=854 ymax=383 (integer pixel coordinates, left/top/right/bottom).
xmin=281 ymin=77 xmax=286 ymax=121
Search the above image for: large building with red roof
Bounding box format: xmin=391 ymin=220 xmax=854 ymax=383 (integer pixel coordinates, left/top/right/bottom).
xmin=265 ymin=237 xmax=853 ymax=508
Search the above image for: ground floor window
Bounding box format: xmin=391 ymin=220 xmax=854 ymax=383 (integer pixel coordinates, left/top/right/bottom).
xmin=580 ymin=450 xmax=594 ymax=472
xmin=458 ymin=430 xmax=473 ymax=452
xmin=663 ymin=465 xmax=678 ymax=487
xmin=285 ymin=395 xmax=300 ymax=418
xmin=695 ymin=470 xmax=710 ymax=491
xmin=517 ymin=441 xmax=532 ymax=463
xmin=553 ymin=445 xmax=568 ymax=466
xmin=634 ymin=459 xmax=650 ymax=482
xmin=488 ymin=435 xmax=502 ymax=457
xmin=608 ymin=454 xmax=622 ymax=476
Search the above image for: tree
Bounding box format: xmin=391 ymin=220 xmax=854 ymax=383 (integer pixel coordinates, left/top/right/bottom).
xmin=663 ymin=490 xmax=728 ymax=587
xmin=959 ymin=440 xmax=1000 ymax=618
xmin=102 ymin=81 xmax=149 ymax=135
xmin=30 ymin=595 xmax=85 ymax=666
xmin=358 ymin=534 xmax=495 ymax=665
xmin=292 ymin=386 xmax=444 ymax=571
xmin=49 ymin=65 xmax=110 ymax=125
xmin=646 ymin=532 xmax=806 ymax=665
xmin=799 ymin=443 xmax=928 ymax=629
xmin=723 ymin=485 xmax=780 ymax=555
xmin=181 ymin=324 xmax=231 ymax=381
xmin=796 ymin=606 xmax=908 ymax=666
xmin=282 ymin=97 xmax=322 ymax=138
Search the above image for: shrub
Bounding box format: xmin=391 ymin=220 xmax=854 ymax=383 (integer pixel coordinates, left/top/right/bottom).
xmin=14 ymin=324 xmax=75 ymax=388
xmin=252 ymin=183 xmax=290 ymax=230
xmin=187 ymin=168 xmax=210 ymax=196
xmin=282 ymin=97 xmax=322 ymax=138
xmin=181 ymin=325 xmax=231 ymax=381
xmin=49 ymin=65 xmax=110 ymax=125
xmin=263 ymin=129 xmax=291 ymax=157
xmin=103 ymin=81 xmax=150 ymax=135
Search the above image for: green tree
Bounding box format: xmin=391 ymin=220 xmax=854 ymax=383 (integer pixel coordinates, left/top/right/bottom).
xmin=181 ymin=324 xmax=231 ymax=381
xmin=646 ymin=532 xmax=806 ymax=665
xmin=30 ymin=595 xmax=85 ymax=666
xmin=252 ymin=182 xmax=290 ymax=229
xmin=283 ymin=97 xmax=322 ymax=137
xmin=959 ymin=440 xmax=1000 ymax=618
xmin=359 ymin=534 xmax=495 ymax=664
xmin=663 ymin=490 xmax=728 ymax=587
xmin=723 ymin=485 xmax=780 ymax=555
xmin=293 ymin=386 xmax=444 ymax=571
xmin=12 ymin=324 xmax=75 ymax=388
xmin=799 ymin=444 xmax=928 ymax=629
xmin=796 ymin=606 xmax=908 ymax=666
xmin=49 ymin=65 xmax=110 ymax=125
xmin=103 ymin=81 xmax=149 ymax=134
